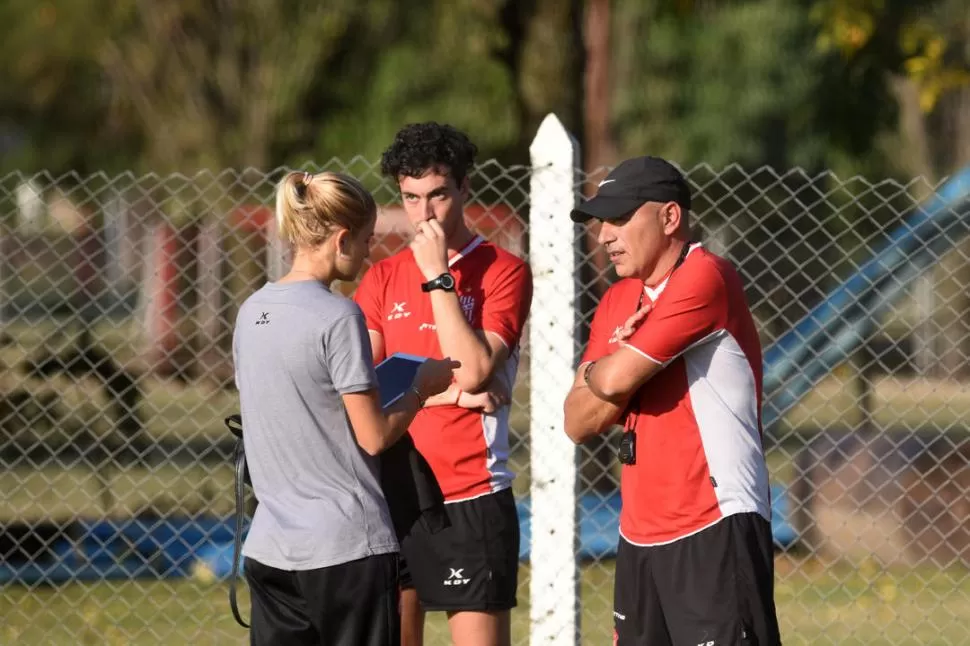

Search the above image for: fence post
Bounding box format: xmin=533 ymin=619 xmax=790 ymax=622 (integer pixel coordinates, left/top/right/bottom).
xmin=528 ymin=113 xmax=581 ymax=646
xmin=266 ymin=219 xmax=289 ymax=282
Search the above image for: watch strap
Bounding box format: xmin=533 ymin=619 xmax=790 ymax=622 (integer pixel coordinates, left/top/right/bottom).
xmin=422 ymin=272 xmax=456 ymax=292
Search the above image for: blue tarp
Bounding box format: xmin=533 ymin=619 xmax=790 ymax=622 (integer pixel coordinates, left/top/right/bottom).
xmin=0 ymin=486 xmax=797 ymax=585
xmin=187 ymin=484 xmax=797 ymax=578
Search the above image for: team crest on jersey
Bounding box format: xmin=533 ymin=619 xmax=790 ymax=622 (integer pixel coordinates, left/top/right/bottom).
xmin=459 ymin=295 xmax=476 ymax=322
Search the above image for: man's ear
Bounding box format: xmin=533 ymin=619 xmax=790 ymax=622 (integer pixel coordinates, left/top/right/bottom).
xmin=459 ymin=176 xmax=471 ymax=201
xmin=662 ymin=202 xmax=683 ymax=236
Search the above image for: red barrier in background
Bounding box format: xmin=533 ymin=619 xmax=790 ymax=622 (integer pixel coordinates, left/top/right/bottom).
xmin=143 ymin=223 xmax=181 ymax=370
xmin=141 ymin=203 xmax=526 ymax=373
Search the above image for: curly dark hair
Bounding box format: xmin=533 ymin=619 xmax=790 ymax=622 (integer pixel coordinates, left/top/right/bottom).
xmin=380 ymin=122 xmax=479 ymax=185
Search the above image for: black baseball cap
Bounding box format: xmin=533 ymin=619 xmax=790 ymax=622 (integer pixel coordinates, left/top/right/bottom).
xmin=570 ymin=156 xmax=691 ymax=223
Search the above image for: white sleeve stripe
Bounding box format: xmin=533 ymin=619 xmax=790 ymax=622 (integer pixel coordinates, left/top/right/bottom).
xmin=620 ymin=343 xmax=663 ymax=364
xmin=623 ymin=329 xmax=727 ymax=367
xmin=483 ymin=330 xmax=510 ymax=350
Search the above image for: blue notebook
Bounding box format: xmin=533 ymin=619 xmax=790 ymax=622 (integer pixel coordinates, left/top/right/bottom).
xmin=376 ymin=353 xmax=428 ymax=409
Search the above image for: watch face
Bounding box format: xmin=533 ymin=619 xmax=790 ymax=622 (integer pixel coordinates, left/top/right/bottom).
xmin=440 ymin=274 xmax=455 ymax=289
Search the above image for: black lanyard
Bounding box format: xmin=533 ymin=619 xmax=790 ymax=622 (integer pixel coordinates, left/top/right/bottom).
xmin=624 ymin=241 xmax=692 ymax=433
xmin=635 ymin=241 xmax=692 ymax=311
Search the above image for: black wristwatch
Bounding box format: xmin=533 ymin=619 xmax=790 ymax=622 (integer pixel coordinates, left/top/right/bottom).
xmin=421 ymin=272 xmax=456 ymax=293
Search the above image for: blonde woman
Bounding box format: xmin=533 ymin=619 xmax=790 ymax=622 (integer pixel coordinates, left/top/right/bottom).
xmin=232 ymin=171 xmax=459 ymax=646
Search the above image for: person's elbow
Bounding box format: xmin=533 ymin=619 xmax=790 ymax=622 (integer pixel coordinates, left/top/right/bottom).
xmin=453 ymin=358 xmax=495 ymax=393
xmin=563 ymin=418 xmax=592 ymax=445
xmin=357 ymin=436 xmax=385 ymax=456
xmin=563 ymin=392 xmax=597 ymax=444
xmin=344 ymin=392 xmax=395 ymax=456
xmin=355 ymin=428 xmax=392 ymax=456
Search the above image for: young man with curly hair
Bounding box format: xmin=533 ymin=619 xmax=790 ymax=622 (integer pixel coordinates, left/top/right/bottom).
xmin=354 ymin=122 xmax=533 ymax=646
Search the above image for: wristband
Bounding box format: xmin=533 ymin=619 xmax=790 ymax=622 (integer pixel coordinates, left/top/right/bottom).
xmin=410 ymin=386 xmax=426 ymax=408
xmin=583 ymin=361 xmax=596 ymax=387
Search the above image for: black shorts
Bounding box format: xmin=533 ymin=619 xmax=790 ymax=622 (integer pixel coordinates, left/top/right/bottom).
xmin=613 ymin=512 xmax=781 ymax=646
xmin=245 ymin=553 xmax=399 ymax=646
xmin=399 ymin=488 xmax=519 ymax=612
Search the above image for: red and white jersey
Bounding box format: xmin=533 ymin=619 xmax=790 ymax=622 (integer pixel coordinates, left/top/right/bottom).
xmin=354 ymin=236 xmax=533 ymax=502
xmin=583 ymin=244 xmax=771 ymax=545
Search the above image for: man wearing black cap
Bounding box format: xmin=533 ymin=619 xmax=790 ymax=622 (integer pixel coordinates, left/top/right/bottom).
xmin=564 ymin=157 xmax=781 ymax=646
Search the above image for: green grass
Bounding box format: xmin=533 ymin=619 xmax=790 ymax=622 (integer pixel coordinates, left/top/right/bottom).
xmin=6 ymin=320 xmax=970 ymax=643
xmin=3 ymin=559 xmax=970 ymax=645
xmin=773 ymin=557 xmax=970 ymax=646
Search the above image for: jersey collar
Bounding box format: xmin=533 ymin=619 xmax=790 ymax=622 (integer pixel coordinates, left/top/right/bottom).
xmin=448 ymin=234 xmax=485 ymax=268
xmin=643 ymin=242 xmax=701 ymax=302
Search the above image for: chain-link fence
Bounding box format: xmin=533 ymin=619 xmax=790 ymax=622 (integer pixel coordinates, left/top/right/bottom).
xmin=2 ymin=153 xmax=970 ymax=645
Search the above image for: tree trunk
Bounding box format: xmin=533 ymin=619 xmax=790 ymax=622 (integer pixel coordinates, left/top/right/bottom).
xmin=934 ymin=85 xmax=970 ymax=378
xmin=581 ymin=0 xmax=615 ymax=304
xmin=890 ymin=75 xmax=940 ymax=375
xmin=579 ymin=0 xmax=621 ymax=495
xmin=583 ymin=0 xmax=618 ymax=189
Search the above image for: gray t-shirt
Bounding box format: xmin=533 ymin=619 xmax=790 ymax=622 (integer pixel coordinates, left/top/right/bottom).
xmin=232 ymin=280 xmax=398 ymax=570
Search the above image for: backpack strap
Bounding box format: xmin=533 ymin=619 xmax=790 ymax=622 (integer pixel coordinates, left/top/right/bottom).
xmin=225 ymin=415 xmax=250 ymax=629
xmin=225 ymin=414 xmax=243 ymax=440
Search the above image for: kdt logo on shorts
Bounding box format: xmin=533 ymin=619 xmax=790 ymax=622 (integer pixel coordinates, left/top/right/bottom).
xmin=443 ymin=567 xmax=470 ymax=586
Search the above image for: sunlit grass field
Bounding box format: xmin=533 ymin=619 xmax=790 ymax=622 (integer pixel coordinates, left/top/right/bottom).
xmin=6 ymin=320 xmax=970 ymax=645
xmin=4 ymin=558 xmax=970 ymax=645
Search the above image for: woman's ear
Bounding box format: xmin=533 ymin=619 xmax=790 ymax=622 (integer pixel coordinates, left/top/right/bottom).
xmin=333 ymin=228 xmax=352 ymax=258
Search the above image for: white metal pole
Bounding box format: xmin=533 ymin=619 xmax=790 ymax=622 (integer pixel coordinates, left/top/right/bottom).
xmin=528 ymin=113 xmax=581 ymax=646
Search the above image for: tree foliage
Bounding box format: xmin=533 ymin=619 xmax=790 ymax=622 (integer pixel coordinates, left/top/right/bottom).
xmin=0 ymin=0 xmax=967 ymax=179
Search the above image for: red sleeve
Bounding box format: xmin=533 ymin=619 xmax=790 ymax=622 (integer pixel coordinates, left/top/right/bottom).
xmin=624 ymin=259 xmax=726 ymax=364
xmin=581 ymin=284 xmax=618 ymax=364
xmin=481 ymin=260 xmax=533 ymax=350
xmin=352 ymin=262 xmax=385 ymax=337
